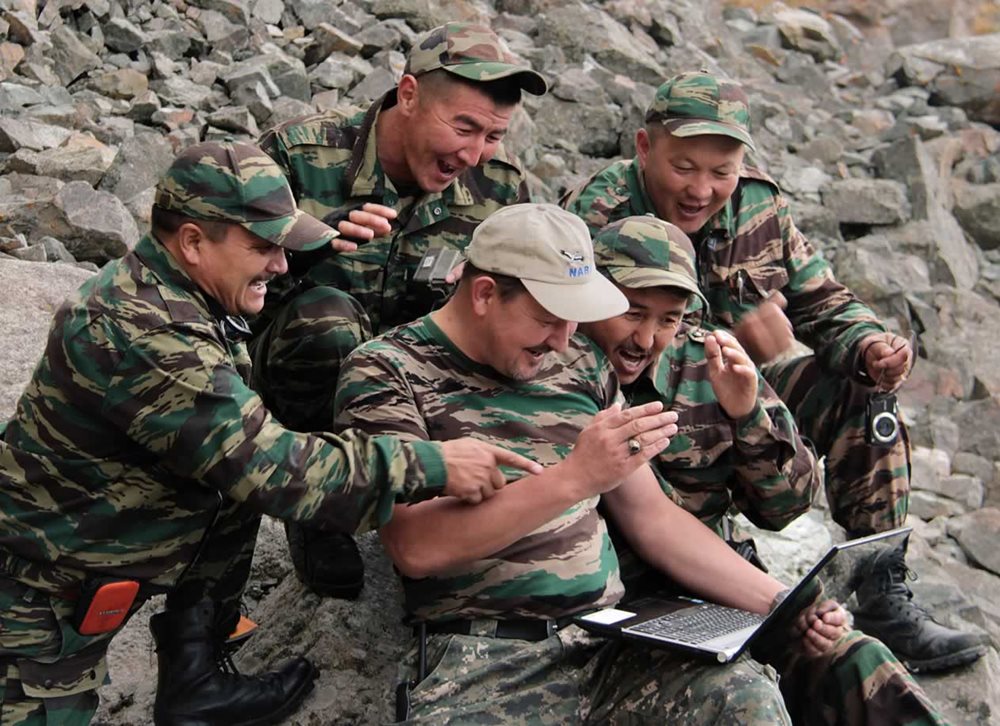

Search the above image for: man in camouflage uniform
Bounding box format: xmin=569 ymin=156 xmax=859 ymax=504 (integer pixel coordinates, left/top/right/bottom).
xmin=579 ymin=215 xmax=946 ymax=724
xmin=0 ymin=141 xmax=537 ymax=726
xmin=582 ymin=215 xmax=820 ymax=540
xmin=332 ymin=204 xmax=938 ymax=724
xmin=562 ymin=70 xmax=986 ymax=673
xmin=255 ymin=21 xmax=548 ymax=598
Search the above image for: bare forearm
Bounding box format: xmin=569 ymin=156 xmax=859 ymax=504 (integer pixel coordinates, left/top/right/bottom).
xmin=605 ymin=475 xmax=785 ymax=614
xmin=380 ymin=462 xmax=584 ymax=579
xmin=638 ymin=507 xmax=784 ymax=613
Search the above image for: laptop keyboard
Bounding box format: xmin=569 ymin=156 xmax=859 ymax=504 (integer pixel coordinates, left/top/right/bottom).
xmin=626 ymin=604 xmax=765 ymax=645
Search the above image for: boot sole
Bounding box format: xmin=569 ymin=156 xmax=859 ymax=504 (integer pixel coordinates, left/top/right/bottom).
xmin=903 ymin=644 xmax=988 ymax=674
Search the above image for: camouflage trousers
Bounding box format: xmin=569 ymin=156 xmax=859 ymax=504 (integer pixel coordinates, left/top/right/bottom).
xmin=763 ymin=355 xmax=910 ymax=536
xmin=397 ymin=625 xmax=945 ymax=726
xmin=772 ymin=629 xmax=946 ymax=725
xmin=397 ymin=624 xmax=790 ymax=725
xmin=0 ymin=501 xmax=260 ymax=725
xmin=0 ymin=577 xmax=108 ymax=726
xmin=249 ymin=285 xmax=372 ymax=433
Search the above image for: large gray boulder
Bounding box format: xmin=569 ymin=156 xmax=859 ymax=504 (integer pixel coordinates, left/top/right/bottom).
xmin=889 ymin=34 xmax=1000 ymax=126
xmin=53 ymin=181 xmax=141 ymax=262
xmin=0 ymin=257 xmax=94 ymax=420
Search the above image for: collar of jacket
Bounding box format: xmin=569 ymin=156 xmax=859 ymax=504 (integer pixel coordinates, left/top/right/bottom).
xmin=133 ymin=233 xmax=233 ymax=332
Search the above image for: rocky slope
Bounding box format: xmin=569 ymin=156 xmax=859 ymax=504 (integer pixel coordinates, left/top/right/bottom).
xmin=2 ymin=0 xmax=1000 ymax=723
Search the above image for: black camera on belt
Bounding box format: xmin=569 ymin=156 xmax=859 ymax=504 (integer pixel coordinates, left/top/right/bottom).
xmin=865 ymin=391 xmax=899 ymax=446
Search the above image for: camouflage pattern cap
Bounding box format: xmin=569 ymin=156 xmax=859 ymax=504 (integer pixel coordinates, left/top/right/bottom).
xmin=593 ymin=215 xmax=708 ymax=308
xmin=467 ymin=203 xmax=627 ymax=323
xmin=645 ymin=70 xmax=755 ymax=152
xmin=154 ymin=140 xmax=337 ymax=252
xmin=406 ymin=21 xmax=548 ymax=96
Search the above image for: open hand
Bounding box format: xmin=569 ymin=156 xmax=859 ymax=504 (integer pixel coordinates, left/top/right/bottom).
xmin=705 ymin=330 xmax=758 ymax=419
xmin=562 ymin=402 xmax=679 ymax=499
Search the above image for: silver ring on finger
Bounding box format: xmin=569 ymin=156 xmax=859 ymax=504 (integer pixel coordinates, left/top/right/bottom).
xmin=627 ymin=437 xmax=642 ymax=456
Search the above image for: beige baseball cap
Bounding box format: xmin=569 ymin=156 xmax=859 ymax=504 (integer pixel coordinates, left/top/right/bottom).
xmin=466 ymin=204 xmax=628 ymax=323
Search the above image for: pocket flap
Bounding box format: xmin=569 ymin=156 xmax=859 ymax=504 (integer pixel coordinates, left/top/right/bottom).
xmin=17 ymin=647 xmax=108 ymax=698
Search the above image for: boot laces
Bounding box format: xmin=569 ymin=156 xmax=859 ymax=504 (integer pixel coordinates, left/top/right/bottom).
xmin=883 ymin=548 xmax=918 ymax=594
xmin=217 ymin=649 xmax=241 ymax=675
xmin=881 ymin=549 xmax=937 ymax=622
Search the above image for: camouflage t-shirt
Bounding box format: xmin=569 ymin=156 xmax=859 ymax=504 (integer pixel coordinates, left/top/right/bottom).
xmin=0 ymin=234 xmax=445 ymax=591
xmin=335 ymin=315 xmax=625 ymax=620
xmin=624 ymin=324 xmax=820 ymax=534
xmin=260 ymin=91 xmax=530 ymax=333
xmin=561 ymin=158 xmax=888 ymax=379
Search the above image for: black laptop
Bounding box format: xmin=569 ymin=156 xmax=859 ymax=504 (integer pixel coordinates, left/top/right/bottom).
xmin=574 ymin=527 xmax=911 ymax=663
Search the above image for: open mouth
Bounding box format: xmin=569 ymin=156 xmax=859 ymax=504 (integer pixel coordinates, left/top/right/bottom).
xmin=249 ymin=278 xmax=270 ymax=294
xmin=437 ymin=159 xmax=461 ymax=179
xmin=616 ymin=348 xmax=650 ymax=376
xmin=676 ymin=201 xmax=708 ymax=218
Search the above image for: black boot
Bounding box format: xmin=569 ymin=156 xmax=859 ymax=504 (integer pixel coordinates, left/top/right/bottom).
xmin=285 ymin=522 xmax=364 ymax=599
xmin=852 ymin=537 xmax=988 ymax=673
xmin=150 ymin=600 xmax=318 ymax=726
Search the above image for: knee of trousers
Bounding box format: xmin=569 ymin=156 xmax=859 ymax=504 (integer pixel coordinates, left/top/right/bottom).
xmin=253 ymin=285 xmax=372 ymax=374
xmin=279 ymin=286 xmax=371 ymax=338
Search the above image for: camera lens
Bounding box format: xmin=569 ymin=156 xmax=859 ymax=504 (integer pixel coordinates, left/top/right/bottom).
xmin=872 ymin=412 xmax=898 ymax=443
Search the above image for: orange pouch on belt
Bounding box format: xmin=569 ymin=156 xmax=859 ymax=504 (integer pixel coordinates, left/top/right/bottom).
xmin=72 ymin=579 xmax=140 ymax=635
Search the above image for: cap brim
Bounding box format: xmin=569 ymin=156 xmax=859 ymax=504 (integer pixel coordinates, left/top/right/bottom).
xmin=444 ymin=63 xmax=548 ymax=95
xmin=663 ymin=119 xmax=756 ymax=152
xmin=606 ymin=266 xmax=708 ymax=309
xmin=243 ymin=208 xmax=338 ymax=252
xmin=523 ymin=274 xmax=628 ymax=323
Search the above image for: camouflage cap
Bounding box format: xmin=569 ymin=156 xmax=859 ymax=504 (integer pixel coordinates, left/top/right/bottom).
xmin=593 ymin=215 xmax=708 ymax=308
xmin=645 ymin=70 xmax=755 ymax=152
xmin=154 ymin=140 xmax=337 ymax=252
xmin=467 ymin=203 xmax=627 ymax=323
xmin=406 ymin=21 xmax=547 ymax=96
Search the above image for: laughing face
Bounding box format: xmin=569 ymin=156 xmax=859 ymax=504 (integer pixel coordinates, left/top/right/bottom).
xmin=397 ymin=75 xmax=515 ymax=193
xmin=635 ymin=127 xmax=745 ymax=235
xmin=186 ymin=224 xmax=288 ymax=316
xmin=478 ymin=286 xmax=576 ymax=381
xmin=580 ymin=284 xmax=688 ymax=385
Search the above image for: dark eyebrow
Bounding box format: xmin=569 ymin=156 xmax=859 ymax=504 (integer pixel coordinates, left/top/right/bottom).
xmin=454 ymin=114 xmax=507 ymax=135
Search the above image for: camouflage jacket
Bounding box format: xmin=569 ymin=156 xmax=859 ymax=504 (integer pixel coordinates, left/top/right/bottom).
xmin=623 ymin=324 xmax=820 ymax=534
xmin=0 ymin=235 xmax=445 ymax=592
xmin=562 ymin=158 xmax=889 ymax=380
xmin=259 ymin=91 xmax=530 ymax=333
xmin=335 ymin=316 xmax=624 ymax=620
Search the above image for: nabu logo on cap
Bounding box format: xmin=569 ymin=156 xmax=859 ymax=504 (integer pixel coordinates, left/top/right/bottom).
xmin=560 ymin=250 xmax=585 ymax=263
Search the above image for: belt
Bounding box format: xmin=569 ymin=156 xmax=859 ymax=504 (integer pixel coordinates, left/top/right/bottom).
xmin=419 ymin=617 xmax=574 ymax=642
